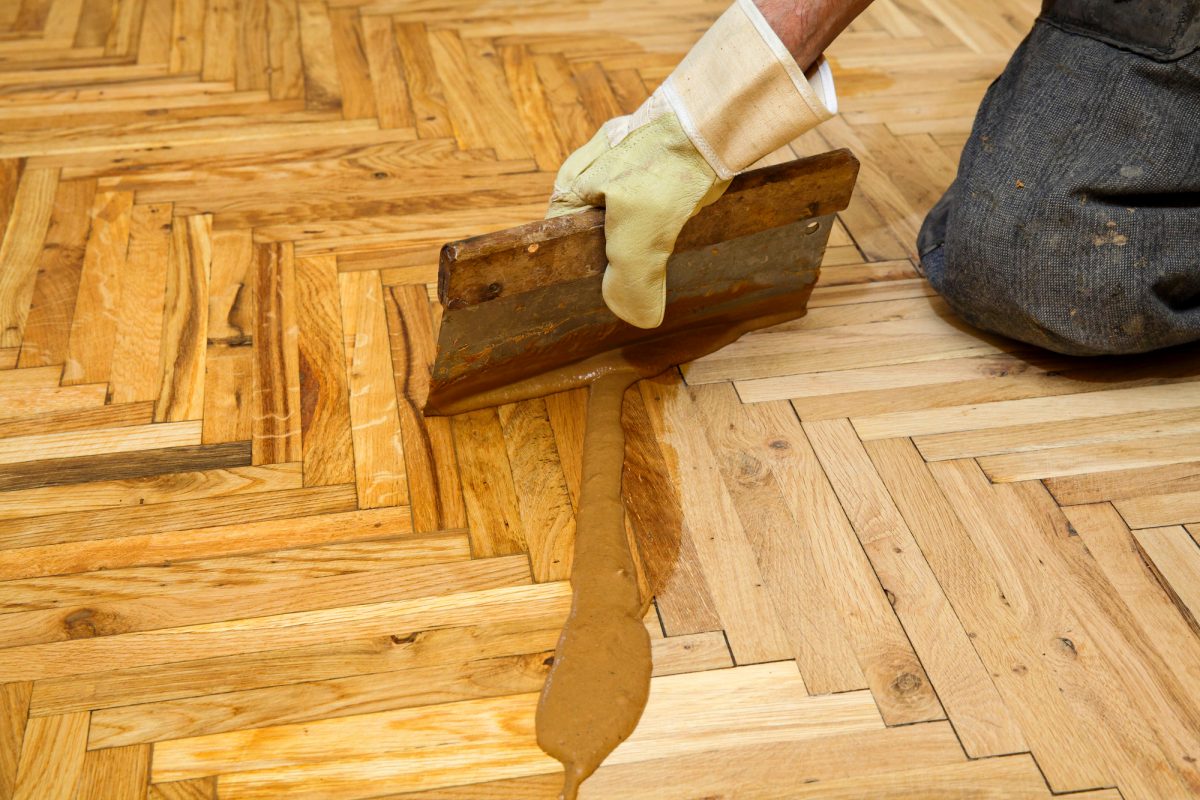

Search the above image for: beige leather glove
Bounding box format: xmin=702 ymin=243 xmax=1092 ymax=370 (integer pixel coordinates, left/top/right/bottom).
xmin=547 ymin=0 xmax=837 ymax=328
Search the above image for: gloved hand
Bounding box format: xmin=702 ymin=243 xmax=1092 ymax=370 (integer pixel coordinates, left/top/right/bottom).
xmin=547 ymin=0 xmax=837 ymax=328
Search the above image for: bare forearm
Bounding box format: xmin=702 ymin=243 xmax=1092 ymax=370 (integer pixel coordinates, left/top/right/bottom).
xmin=754 ymin=0 xmax=875 ymax=69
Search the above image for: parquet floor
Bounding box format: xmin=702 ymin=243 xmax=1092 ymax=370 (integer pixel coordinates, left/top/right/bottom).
xmin=0 ymin=0 xmax=1199 ymax=797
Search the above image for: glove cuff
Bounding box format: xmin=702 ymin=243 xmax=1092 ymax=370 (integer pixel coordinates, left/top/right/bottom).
xmin=661 ymin=0 xmax=838 ymax=180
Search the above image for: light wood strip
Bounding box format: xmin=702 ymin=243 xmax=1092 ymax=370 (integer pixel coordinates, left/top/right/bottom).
xmin=498 ymin=398 xmax=574 ymax=583
xmin=806 ymin=417 xmax=1024 ymax=755
xmin=1132 ymin=526 xmax=1200 ymax=629
xmin=1047 ymin=461 xmax=1200 ymax=506
xmin=0 ymin=554 xmax=530 ymax=650
xmin=865 ymin=437 xmax=1112 ymax=791
xmin=251 ymin=241 xmax=303 ymax=464
xmin=296 ymin=255 xmax=355 ymax=486
xmin=59 ymin=189 xmax=134 ymax=387
xmin=154 ymin=214 xmax=211 ymax=422
xmin=12 ymin=711 xmax=88 ymax=800
xmin=0 ymin=167 xmax=58 ymax=349
xmin=853 ymin=381 xmax=1200 ymax=441
xmin=154 ymin=664 xmax=881 ymax=790
xmin=0 ymin=420 xmax=201 ymax=466
xmin=385 ymin=284 xmax=466 ymax=532
xmin=0 ymin=532 xmax=468 ymax=614
xmin=0 ymin=582 xmax=567 ymax=683
xmin=108 ymin=202 xmax=170 ymax=404
xmin=980 ymin=432 xmax=1200 ymax=483
xmin=74 ymin=744 xmax=150 ymax=800
xmin=452 ymin=407 xmax=528 ymax=558
xmin=639 ymin=373 xmax=794 ymax=665
xmin=0 ymin=462 xmax=299 ymax=520
xmin=14 ymin=178 xmax=94 ymax=369
xmin=0 ymin=683 xmax=31 ymax=800
xmin=339 ymin=269 xmax=408 ymax=507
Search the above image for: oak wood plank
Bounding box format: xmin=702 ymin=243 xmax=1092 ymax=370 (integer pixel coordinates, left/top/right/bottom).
xmin=14 ymin=179 xmax=94 ymax=369
xmin=0 ymin=554 xmax=530 ymax=650
xmin=0 ymin=481 xmax=355 ymax=551
xmin=1132 ymin=525 xmax=1200 ymax=630
xmin=805 ymin=417 xmax=1024 ymax=754
xmin=0 ymin=401 xmax=153 ymax=440
xmin=108 ymin=202 xmax=171 ymax=404
xmin=386 ymin=721 xmax=966 ymax=800
xmin=497 ymin=397 xmax=574 ymax=582
xmin=329 ymin=9 xmax=378 ymax=120
xmin=0 ymin=683 xmax=31 ymax=800
xmin=360 ymin=15 xmax=411 ymax=128
xmin=385 ymin=284 xmax=466 ymax=531
xmin=0 ymin=582 xmax=568 ymax=683
xmin=252 ymin=241 xmax=303 ymax=464
xmin=931 ymin=460 xmax=1198 ymax=797
xmin=981 ymin=432 xmax=1200 ymax=483
xmin=60 ymin=189 xmax=133 ymax=387
xmin=155 ymin=664 xmax=880 ymax=791
xmin=32 ymin=602 xmax=560 ymax=716
xmin=0 ymin=420 xmax=201 ymax=469
xmin=392 ymin=22 xmax=454 ymax=139
xmin=339 ymin=269 xmax=408 ymax=507
xmin=12 ymin=711 xmax=88 ymax=800
xmin=690 ymin=384 xmax=862 ymax=691
xmin=295 ymin=255 xmax=354 ymax=486
xmin=0 ymin=461 xmax=297 ymax=519
xmin=297 ymin=0 xmax=343 ymax=111
xmin=621 ymin=385 xmax=723 ymax=636
xmin=266 ymin=0 xmax=303 ymax=99
xmin=0 ymin=532 xmax=464 ymax=615
xmin=74 ymin=744 xmax=150 ymax=800
xmin=451 ymin=407 xmax=527 ymax=558
xmin=1046 ymin=461 xmax=1200 ymax=506
xmin=154 ymin=214 xmax=212 ymax=422
xmin=865 ymin=437 xmax=1112 ymax=791
xmin=0 ymin=439 xmax=249 ymax=492
xmin=639 ymin=372 xmax=794 ymax=665
xmin=0 ymin=493 xmax=378 ymax=582
xmin=0 ymin=166 xmax=58 ymax=350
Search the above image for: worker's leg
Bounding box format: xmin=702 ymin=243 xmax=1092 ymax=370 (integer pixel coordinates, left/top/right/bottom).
xmin=917 ymin=2 xmax=1200 ymax=356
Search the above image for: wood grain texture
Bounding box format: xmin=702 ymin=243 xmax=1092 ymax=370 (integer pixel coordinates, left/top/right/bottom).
xmin=15 ymin=178 xmax=95 ymax=368
xmin=386 ymin=283 xmax=466 ymax=532
xmin=252 ymin=241 xmax=302 ymax=464
xmin=108 ymin=202 xmax=171 ymax=403
xmin=60 ymin=189 xmax=132 ymax=386
xmin=0 ymin=682 xmax=31 ymax=800
xmin=0 ymin=167 xmax=58 ymax=349
xmin=338 ymin=269 xmax=408 ymax=508
xmin=296 ymin=255 xmax=355 ymax=486
xmin=12 ymin=711 xmax=88 ymax=800
xmin=2 ymin=0 xmax=1198 ymax=796
xmin=154 ymin=214 xmax=211 ymax=421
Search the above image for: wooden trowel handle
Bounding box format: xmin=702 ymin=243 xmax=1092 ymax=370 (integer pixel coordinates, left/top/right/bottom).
xmin=437 ymin=148 xmax=859 ymax=310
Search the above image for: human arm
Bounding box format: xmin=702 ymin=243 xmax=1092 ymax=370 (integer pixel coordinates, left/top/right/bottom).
xmin=548 ymin=0 xmax=875 ymax=328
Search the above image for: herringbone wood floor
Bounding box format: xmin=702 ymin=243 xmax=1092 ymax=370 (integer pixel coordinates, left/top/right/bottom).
xmin=0 ymin=0 xmax=1199 ymax=797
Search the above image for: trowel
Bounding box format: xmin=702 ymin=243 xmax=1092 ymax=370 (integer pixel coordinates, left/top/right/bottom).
xmin=424 ymin=148 xmax=859 ymax=416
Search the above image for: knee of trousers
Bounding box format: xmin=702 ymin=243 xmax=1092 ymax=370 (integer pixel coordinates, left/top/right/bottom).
xmin=922 ymin=188 xmax=1200 ymax=357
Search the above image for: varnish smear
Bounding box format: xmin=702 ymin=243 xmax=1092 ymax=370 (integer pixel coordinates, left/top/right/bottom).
xmin=429 ymin=301 xmax=813 ymax=798
xmin=536 ymin=372 xmax=650 ymax=799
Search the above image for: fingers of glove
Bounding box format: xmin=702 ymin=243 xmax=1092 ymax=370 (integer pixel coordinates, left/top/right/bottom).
xmin=545 ymin=125 xmax=617 ymax=219
xmin=600 ymin=180 xmax=704 ymax=329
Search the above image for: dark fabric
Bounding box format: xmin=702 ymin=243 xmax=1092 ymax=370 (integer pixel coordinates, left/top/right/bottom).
xmin=1042 ymin=0 xmax=1200 ymax=60
xmin=918 ymin=9 xmax=1200 ymax=356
